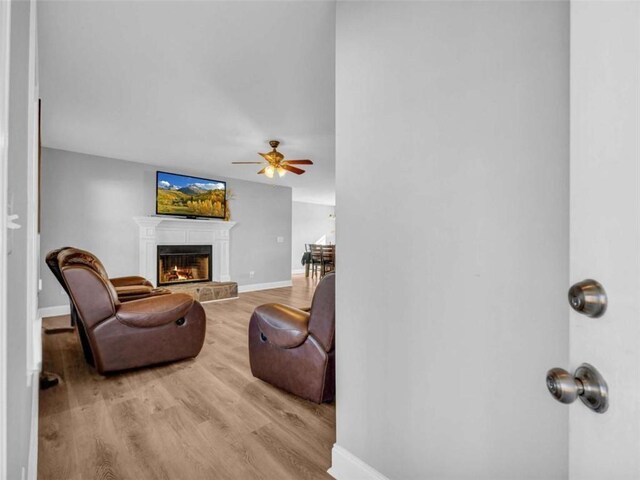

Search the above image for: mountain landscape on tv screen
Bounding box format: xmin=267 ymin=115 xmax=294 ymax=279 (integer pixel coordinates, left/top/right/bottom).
xmin=157 ymin=176 xmax=226 ymax=218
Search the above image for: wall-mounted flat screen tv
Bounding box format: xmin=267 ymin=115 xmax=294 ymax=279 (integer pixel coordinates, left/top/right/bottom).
xmin=156 ymin=171 xmax=226 ymax=219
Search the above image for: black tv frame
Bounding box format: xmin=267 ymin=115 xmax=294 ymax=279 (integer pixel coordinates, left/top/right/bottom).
xmin=155 ymin=170 xmax=226 ymax=220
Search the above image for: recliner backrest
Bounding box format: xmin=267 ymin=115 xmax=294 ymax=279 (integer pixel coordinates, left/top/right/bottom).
xmin=58 ymin=248 xmax=120 ymax=329
xmin=308 ymin=273 xmax=335 ymax=352
xmin=45 ymin=246 xmax=73 ymax=295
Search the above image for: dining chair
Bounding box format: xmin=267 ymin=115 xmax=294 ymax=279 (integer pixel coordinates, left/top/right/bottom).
xmin=309 ymin=244 xmax=323 ymax=277
xmin=302 ymin=244 xmax=313 ymax=277
xmin=321 ymin=245 xmax=335 ymax=276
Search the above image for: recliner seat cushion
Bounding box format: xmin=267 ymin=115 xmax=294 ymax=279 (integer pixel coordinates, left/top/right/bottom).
xmin=116 ymin=293 xmax=194 ymax=328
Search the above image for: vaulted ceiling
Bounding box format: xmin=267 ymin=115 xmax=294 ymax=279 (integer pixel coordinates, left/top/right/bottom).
xmin=38 ymin=1 xmax=336 ymax=205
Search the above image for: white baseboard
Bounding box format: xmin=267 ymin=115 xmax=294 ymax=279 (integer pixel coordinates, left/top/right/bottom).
xmin=238 ymin=280 xmax=293 ymax=293
xmin=291 ymin=268 xmax=305 ymax=275
xmin=38 ymin=304 xmax=70 ymax=319
xmin=328 ymin=445 xmax=390 ymax=480
xmin=27 ymin=370 xmax=39 ymax=480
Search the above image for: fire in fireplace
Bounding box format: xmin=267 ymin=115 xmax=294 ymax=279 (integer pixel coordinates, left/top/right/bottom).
xmin=157 ymin=245 xmax=212 ymax=286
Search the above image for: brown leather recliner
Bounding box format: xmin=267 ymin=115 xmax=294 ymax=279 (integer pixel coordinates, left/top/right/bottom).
xmin=46 ymin=247 xmax=171 ymax=304
xmin=248 ymin=273 xmax=335 ymax=403
xmin=46 ymin=247 xmax=172 ymax=365
xmin=58 ymin=248 xmax=206 ymax=374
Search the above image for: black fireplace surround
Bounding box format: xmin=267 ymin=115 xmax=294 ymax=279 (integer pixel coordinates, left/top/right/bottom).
xmin=157 ymin=245 xmax=212 ymax=286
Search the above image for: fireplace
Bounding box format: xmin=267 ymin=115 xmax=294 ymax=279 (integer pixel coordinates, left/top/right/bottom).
xmin=157 ymin=245 xmax=212 ymax=286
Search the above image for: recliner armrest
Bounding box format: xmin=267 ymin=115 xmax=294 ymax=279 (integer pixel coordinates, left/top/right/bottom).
xmin=116 ymin=293 xmax=194 ymax=328
xmin=115 ymin=284 xmax=154 ymax=297
xmin=110 ymin=276 xmax=153 ymax=288
xmin=253 ymin=303 xmax=310 ymax=348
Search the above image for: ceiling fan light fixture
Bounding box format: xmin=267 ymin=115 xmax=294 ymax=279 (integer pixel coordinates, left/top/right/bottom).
xmin=265 ymin=165 xmax=275 ymax=178
xmin=232 ymin=140 xmax=313 ymax=177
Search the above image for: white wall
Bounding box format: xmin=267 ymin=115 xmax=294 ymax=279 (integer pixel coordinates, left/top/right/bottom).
xmin=291 ymin=201 xmax=335 ymax=273
xmin=570 ymin=3 xmax=640 ymax=478
xmin=6 ymin=1 xmax=37 ymax=478
xmin=39 ymin=148 xmax=292 ymax=308
xmin=334 ymin=2 xmax=569 ymax=479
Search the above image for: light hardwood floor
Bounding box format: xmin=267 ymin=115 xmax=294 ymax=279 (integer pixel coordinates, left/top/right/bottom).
xmin=38 ymin=275 xmax=335 ymax=480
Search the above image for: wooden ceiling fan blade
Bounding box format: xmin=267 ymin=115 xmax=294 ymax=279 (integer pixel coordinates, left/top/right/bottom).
xmin=282 ymin=164 xmax=305 ymax=175
xmin=283 ymin=159 xmax=313 ymax=165
xmin=232 ymin=161 xmax=264 ymax=164
xmin=257 ymin=167 xmax=266 ymax=175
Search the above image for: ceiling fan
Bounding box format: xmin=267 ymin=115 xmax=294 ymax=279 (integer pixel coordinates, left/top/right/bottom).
xmin=232 ymin=140 xmax=313 ymax=178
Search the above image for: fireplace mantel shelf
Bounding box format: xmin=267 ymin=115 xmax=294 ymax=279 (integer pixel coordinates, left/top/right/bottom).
xmin=133 ymin=216 xmax=236 ymax=229
xmin=133 ymin=216 xmax=236 ymax=285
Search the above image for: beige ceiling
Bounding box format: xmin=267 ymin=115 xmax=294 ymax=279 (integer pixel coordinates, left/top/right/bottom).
xmin=38 ymin=1 xmax=336 ymax=205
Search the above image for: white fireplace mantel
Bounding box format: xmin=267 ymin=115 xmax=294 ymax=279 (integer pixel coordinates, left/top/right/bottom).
xmin=133 ymin=216 xmax=237 ymax=285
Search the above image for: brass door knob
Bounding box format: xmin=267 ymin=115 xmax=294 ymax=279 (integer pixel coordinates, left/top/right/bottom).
xmin=568 ymin=279 xmax=607 ymax=318
xmin=545 ymin=363 xmax=608 ymax=413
